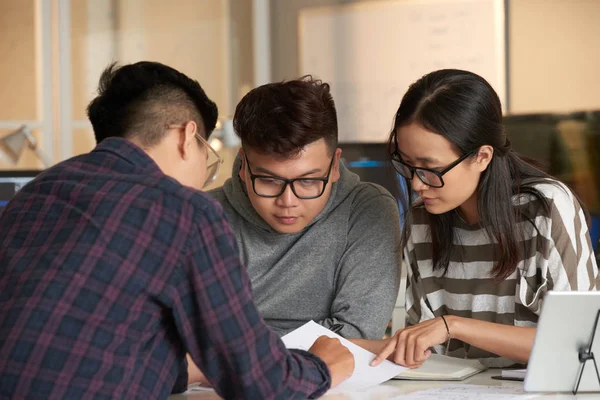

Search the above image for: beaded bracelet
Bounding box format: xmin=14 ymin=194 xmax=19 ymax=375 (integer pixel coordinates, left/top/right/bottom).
xmin=440 ymin=315 xmax=451 ymax=356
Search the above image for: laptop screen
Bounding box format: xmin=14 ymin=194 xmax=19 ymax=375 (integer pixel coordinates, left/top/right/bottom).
xmin=0 ymin=170 xmax=40 ymax=217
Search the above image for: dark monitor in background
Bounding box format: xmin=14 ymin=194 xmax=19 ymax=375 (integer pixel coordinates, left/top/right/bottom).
xmin=502 ymin=114 xmax=559 ymax=169
xmin=503 ymin=112 xmax=600 ymax=252
xmin=504 ymin=112 xmax=600 ymax=214
xmin=0 ymin=170 xmax=40 ymax=217
xmin=338 ymin=142 xmax=408 ymax=214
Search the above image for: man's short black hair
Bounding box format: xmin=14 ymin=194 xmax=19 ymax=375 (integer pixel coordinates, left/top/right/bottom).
xmin=87 ymin=61 xmax=218 ymax=146
xmin=233 ymin=76 xmax=338 ymax=158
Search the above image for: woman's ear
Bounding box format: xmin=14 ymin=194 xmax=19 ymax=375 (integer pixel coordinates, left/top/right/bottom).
xmin=475 ymin=145 xmax=494 ymax=172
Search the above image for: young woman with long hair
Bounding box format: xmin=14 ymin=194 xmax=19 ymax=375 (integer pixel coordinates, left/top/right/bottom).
xmin=355 ymin=69 xmax=598 ymax=368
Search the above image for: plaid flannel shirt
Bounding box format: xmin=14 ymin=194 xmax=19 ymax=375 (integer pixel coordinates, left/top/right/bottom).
xmin=0 ymin=138 xmax=330 ymax=400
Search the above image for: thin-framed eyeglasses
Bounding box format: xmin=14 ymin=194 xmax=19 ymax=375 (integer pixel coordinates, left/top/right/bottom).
xmin=390 ymin=134 xmax=478 ymax=188
xmin=244 ymin=154 xmax=335 ymax=199
xmin=167 ymin=124 xmax=223 ymax=188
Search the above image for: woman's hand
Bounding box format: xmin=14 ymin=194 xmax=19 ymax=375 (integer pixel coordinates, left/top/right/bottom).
xmin=370 ymin=317 xmax=449 ymax=368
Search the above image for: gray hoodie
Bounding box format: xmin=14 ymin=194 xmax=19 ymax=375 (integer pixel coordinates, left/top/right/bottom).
xmin=209 ymin=156 xmax=401 ymax=339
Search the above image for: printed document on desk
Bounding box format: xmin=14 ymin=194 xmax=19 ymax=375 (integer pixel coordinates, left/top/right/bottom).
xmin=394 ymin=384 xmax=541 ymax=399
xmin=281 ymin=321 xmax=407 ymax=391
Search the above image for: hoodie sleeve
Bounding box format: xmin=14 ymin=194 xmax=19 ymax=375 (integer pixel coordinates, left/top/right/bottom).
xmin=316 ymin=184 xmax=402 ymax=339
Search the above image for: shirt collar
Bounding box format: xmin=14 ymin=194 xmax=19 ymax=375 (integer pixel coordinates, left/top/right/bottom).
xmin=92 ymin=137 xmax=164 ymax=176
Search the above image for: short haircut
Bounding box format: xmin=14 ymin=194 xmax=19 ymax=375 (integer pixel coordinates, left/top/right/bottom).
xmin=233 ymin=76 xmax=338 ymax=158
xmin=87 ymin=61 xmax=218 ymax=146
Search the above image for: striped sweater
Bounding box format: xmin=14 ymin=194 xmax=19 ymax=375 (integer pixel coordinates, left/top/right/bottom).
xmin=405 ymin=179 xmax=599 ymax=367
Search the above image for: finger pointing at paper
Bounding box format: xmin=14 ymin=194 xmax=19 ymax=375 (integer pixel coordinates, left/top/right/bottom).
xmin=371 ymin=317 xmax=451 ymax=368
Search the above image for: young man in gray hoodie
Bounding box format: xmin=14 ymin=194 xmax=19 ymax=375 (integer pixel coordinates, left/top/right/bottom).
xmin=210 ymin=76 xmax=401 ymax=340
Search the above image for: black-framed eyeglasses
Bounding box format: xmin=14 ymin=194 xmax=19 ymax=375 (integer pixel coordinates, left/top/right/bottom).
xmin=245 ymin=155 xmax=335 ymax=199
xmin=390 ymin=135 xmax=478 ymax=188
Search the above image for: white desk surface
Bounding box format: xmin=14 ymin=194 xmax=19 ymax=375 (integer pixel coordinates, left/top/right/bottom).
xmin=170 ymin=369 xmax=599 ymax=399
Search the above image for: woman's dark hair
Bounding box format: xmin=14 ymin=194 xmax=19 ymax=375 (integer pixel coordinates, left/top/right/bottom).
xmin=389 ymin=69 xmax=581 ymax=280
xmin=233 ymin=75 xmax=338 ymax=158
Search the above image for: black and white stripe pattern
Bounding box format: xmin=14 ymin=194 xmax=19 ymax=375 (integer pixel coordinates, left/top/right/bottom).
xmin=405 ymin=179 xmax=598 ymax=367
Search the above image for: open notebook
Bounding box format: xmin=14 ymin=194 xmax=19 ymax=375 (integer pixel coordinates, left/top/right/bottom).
xmin=392 ymin=354 xmax=487 ymax=381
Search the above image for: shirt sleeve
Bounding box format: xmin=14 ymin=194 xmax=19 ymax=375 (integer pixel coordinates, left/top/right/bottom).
xmin=316 ymin=190 xmax=401 ymax=340
xmin=170 ymin=201 xmax=331 ymax=399
xmin=518 ymin=182 xmax=599 ymax=316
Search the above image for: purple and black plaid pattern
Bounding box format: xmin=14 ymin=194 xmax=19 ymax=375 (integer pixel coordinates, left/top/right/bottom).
xmin=0 ymin=138 xmax=330 ymax=400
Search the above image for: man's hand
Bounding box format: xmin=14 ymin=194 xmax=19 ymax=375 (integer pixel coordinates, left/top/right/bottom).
xmin=308 ymin=336 xmax=355 ymax=389
xmin=370 ymin=317 xmax=449 ymax=368
xmin=187 ymin=354 xmax=211 ymax=386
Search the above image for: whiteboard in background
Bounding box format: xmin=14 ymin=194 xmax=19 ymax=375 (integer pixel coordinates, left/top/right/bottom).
xmin=298 ymin=0 xmax=506 ymax=142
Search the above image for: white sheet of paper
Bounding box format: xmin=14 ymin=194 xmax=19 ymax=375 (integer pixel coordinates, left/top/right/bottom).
xmin=392 ymin=384 xmax=541 ymax=399
xmin=281 ymin=320 xmax=407 ymax=391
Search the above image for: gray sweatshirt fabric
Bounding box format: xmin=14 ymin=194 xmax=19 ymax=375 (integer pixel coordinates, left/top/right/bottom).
xmin=209 ymin=155 xmax=401 ymax=339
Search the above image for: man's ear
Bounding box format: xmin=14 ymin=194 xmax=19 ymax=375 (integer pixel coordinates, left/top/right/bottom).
xmin=238 ymin=149 xmax=246 ymax=179
xmin=180 ymin=121 xmax=198 ymax=161
xmin=474 ymin=145 xmax=494 ymax=172
xmin=330 ymin=148 xmax=343 ymax=183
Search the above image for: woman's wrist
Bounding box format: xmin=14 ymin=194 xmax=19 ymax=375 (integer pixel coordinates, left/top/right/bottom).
xmin=446 ymin=315 xmax=465 ymax=341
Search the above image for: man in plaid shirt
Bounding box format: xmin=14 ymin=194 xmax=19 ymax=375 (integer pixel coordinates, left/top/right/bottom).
xmin=0 ymin=62 xmax=354 ymax=399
